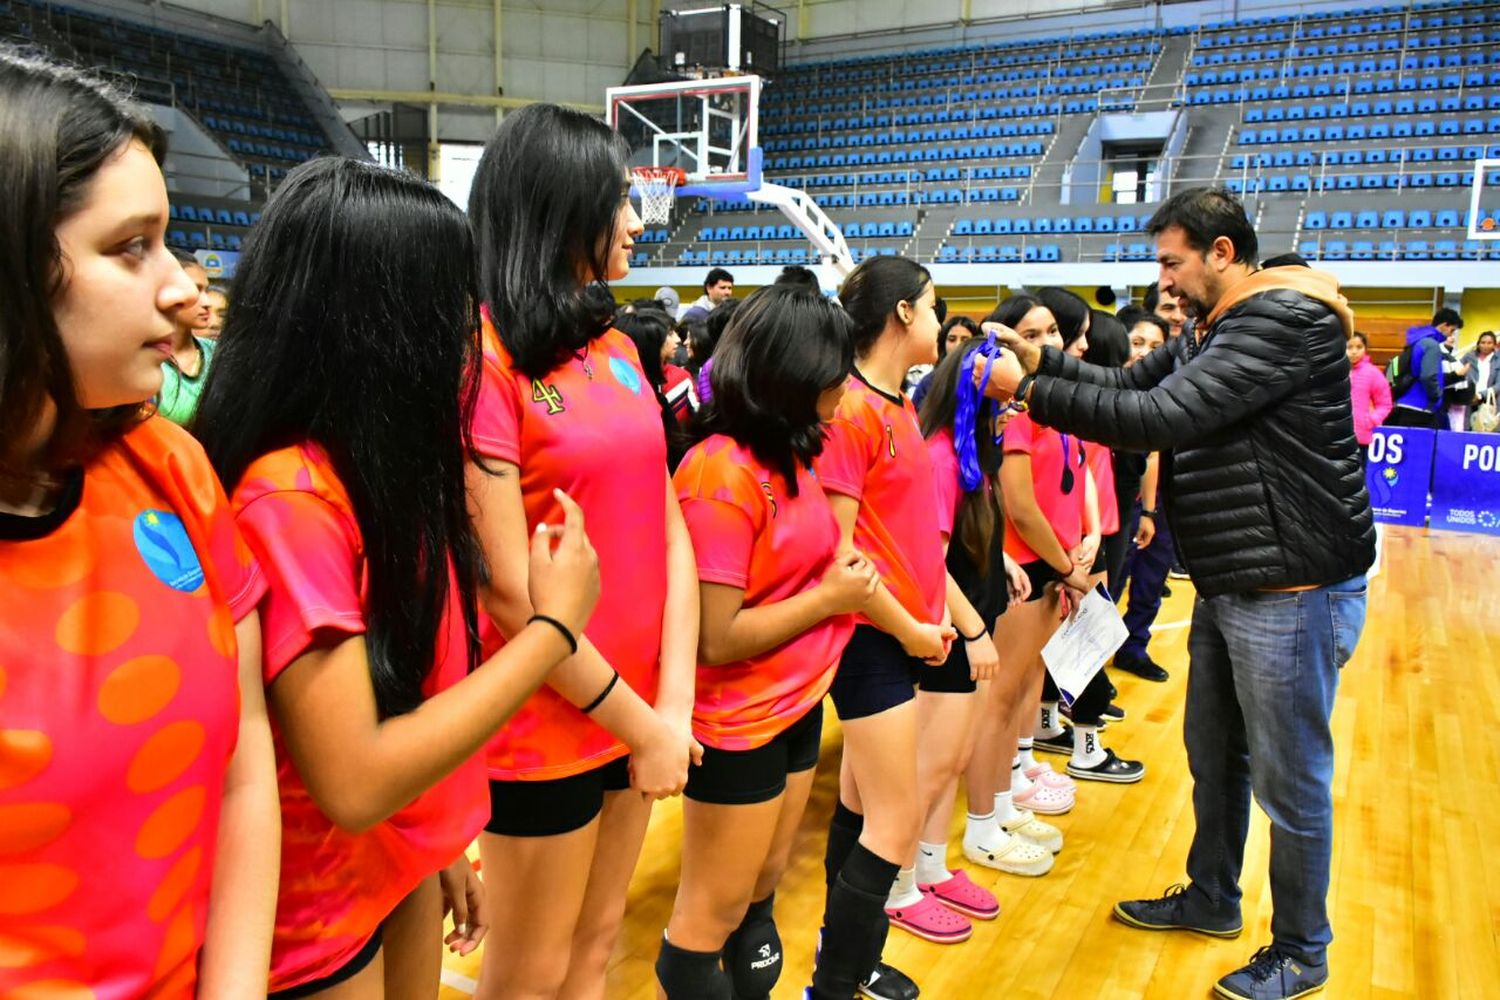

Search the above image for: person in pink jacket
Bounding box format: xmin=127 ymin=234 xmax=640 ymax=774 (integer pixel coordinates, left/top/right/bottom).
xmin=1348 ymin=332 xmax=1393 ymax=463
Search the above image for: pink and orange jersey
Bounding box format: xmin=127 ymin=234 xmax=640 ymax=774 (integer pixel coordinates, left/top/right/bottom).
xmin=1002 ymin=412 xmax=1087 ymax=566
xmin=674 ymin=436 xmax=853 ymax=751
xmin=1085 ymin=439 xmax=1119 ymax=536
xmin=0 ymin=417 xmax=264 ymax=999
xmin=927 ymin=427 xmax=962 ymax=540
xmin=815 ymin=372 xmax=946 ymax=628
xmin=230 ymin=443 xmax=488 ymax=992
xmin=471 ymin=315 xmax=668 ymax=781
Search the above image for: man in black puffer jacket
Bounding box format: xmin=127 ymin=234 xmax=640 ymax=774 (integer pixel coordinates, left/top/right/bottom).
xmin=980 ymin=188 xmax=1372 ymax=1000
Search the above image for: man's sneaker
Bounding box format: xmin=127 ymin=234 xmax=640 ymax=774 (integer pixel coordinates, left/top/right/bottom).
xmin=1161 ymin=582 xmax=1173 ymax=598
xmin=1113 ymin=883 xmax=1243 ymax=938
xmin=1033 ymin=727 xmax=1074 ymax=755
xmin=859 ymin=961 xmax=920 ymax=1000
xmin=1067 ymin=748 xmax=1145 ymax=783
xmin=1169 ymin=562 xmax=1190 ymax=580
xmin=1214 ymin=946 xmax=1328 ymax=1000
xmin=1113 ymin=652 xmax=1169 ymax=682
xmin=1102 ymin=702 xmax=1126 ymax=722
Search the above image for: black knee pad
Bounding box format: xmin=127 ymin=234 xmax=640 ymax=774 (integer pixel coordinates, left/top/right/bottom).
xmin=655 ymin=936 xmax=733 ymax=1000
xmin=723 ymin=895 xmax=781 ymax=1000
xmin=812 ymin=845 xmax=898 ymax=1000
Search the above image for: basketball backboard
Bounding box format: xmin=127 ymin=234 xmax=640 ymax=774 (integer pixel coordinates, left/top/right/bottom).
xmin=606 ymin=73 xmax=763 ymax=199
xmin=1468 ymin=159 xmax=1500 ymax=241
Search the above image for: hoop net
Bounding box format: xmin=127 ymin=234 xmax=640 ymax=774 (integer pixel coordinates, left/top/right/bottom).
xmin=633 ymin=166 xmax=686 ymax=226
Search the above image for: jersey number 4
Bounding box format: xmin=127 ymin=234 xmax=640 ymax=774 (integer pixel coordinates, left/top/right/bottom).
xmin=531 ymin=379 xmax=566 ymax=415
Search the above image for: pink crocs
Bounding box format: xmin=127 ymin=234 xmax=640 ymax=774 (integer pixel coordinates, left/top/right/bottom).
xmin=1025 ymin=760 xmax=1078 ymax=791
xmin=918 ymin=869 xmax=999 ymax=920
xmin=885 ymin=892 xmax=973 ymax=943
xmin=1015 ymin=777 xmax=1075 ymax=815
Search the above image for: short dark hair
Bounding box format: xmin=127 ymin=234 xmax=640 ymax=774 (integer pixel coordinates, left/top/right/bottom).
xmin=1146 ymin=186 xmax=1259 ymax=265
xmin=1434 ymin=307 xmax=1463 ymax=329
xmin=1350 ymin=331 xmax=1370 ymax=348
xmin=470 ymin=103 xmax=631 ymax=379
xmin=774 ymin=265 xmax=820 ymax=293
xmin=704 ymin=267 xmax=734 ymax=289
xmin=1479 ymin=331 xmax=1496 ymax=345
xmin=1 ymin=44 xmax=167 ymax=493
xmin=697 ymin=285 xmax=854 ymax=496
xmin=838 ymin=255 xmax=933 ymax=356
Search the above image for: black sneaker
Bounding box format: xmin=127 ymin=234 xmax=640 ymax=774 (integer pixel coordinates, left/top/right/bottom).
xmin=1113 ymin=883 xmax=1243 ymax=938
xmin=1033 ymin=726 xmax=1074 ymax=755
xmin=859 ymin=961 xmax=920 ymax=1000
xmin=1169 ymin=563 xmax=1189 ymax=580
xmin=1066 ymin=747 xmax=1145 ymax=783
xmin=1114 ymin=652 xmax=1169 ymax=682
xmin=1161 ymin=582 xmax=1173 ymax=598
xmin=1102 ymin=702 xmax=1126 ymax=722
xmin=1214 ymin=945 xmax=1328 ymax=1000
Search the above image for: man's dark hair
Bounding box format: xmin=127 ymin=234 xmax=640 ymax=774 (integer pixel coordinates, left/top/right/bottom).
xmin=773 ymin=265 xmax=820 ymax=293
xmin=704 ymin=267 xmax=734 ymax=289
xmin=1434 ymin=307 xmax=1463 ymax=329
xmin=1146 ymin=186 xmax=1259 ymax=265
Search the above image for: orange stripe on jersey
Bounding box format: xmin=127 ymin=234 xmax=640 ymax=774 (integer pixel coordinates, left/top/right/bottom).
xmin=815 ymin=373 xmax=946 ymax=627
xmin=674 ymin=436 xmax=853 ymax=751
xmin=471 ymin=316 xmax=669 ymax=781
xmin=231 ymin=444 xmax=488 ymax=991
xmin=0 ymin=418 xmax=263 ymax=998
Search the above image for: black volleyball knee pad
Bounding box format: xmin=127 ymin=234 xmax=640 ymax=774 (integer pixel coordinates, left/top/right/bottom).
xmin=723 ymin=894 xmax=782 ymax=1000
xmin=655 ymin=935 xmax=733 ymax=1000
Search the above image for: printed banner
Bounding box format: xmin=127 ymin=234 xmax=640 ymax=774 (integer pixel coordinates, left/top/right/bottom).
xmin=1429 ymin=431 xmax=1500 ymax=536
xmin=1365 ymin=427 xmax=1435 ymax=527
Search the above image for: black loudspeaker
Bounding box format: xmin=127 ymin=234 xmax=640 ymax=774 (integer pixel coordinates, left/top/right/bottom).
xmin=660 ymin=4 xmax=781 ymax=77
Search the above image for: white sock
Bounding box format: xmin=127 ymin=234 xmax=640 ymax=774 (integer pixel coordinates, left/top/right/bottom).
xmin=1011 ymin=757 xmax=1034 ymax=795
xmin=994 ymin=789 xmax=1019 ymax=824
xmin=886 ymin=865 xmax=923 ymax=908
xmin=915 ymin=841 xmax=952 ymax=885
xmin=1037 ymin=701 xmax=1063 ymax=738
xmin=1018 ymin=736 xmax=1038 ymax=771
xmin=1071 ymin=724 xmax=1108 ymax=768
xmin=964 ymin=809 xmax=999 ymax=848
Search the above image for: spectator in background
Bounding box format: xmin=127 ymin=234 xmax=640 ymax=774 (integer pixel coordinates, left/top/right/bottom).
xmin=204 ymin=284 xmax=229 ymax=338
xmin=1462 ymin=331 xmax=1499 ymax=427
xmin=682 ymin=266 xmax=734 ymax=321
xmin=1389 ymin=307 xmax=1462 ymax=428
xmin=693 ymin=297 xmax=741 ymax=407
xmin=774 ymin=264 xmax=822 ymax=295
xmin=1347 ymin=332 xmax=1393 ymax=463
xmin=157 ymin=249 xmax=216 ymax=425
xmin=908 ymin=314 xmax=979 ymax=403
xmin=615 ymin=307 xmax=693 ymax=462
xmin=1143 ymin=280 xmax=1188 ymax=338
xmin=654 ymin=284 xmax=682 ymax=317
xmin=1440 ymin=325 xmax=1474 ymax=431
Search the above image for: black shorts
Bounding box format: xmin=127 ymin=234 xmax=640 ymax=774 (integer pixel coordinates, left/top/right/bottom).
xmin=828 ymin=624 xmax=920 ymax=721
xmin=1013 ymin=560 xmax=1061 ymax=605
xmin=485 ymin=755 xmax=632 ymax=838
xmin=1090 ymin=538 xmax=1111 ymax=575
xmin=269 ymin=926 xmax=383 ymax=998
xmin=685 ymin=702 xmax=824 ymax=805
xmin=918 ymin=632 xmax=979 ymax=694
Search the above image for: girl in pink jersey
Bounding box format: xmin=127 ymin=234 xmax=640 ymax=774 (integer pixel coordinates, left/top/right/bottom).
xmin=466 ymin=104 xmax=701 ymax=1000
xmin=0 ymin=47 xmax=278 ymax=998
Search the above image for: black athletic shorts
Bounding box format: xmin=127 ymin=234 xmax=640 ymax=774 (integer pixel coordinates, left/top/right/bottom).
xmin=1090 ymin=537 xmax=1111 ymax=575
xmin=485 ymin=755 xmax=632 ymax=837
xmin=828 ymin=624 xmax=920 ymax=720
xmin=918 ymin=631 xmax=980 ymax=694
xmin=269 ymin=926 xmax=383 ymax=998
xmin=685 ymin=701 xmax=824 ymax=805
xmin=1014 ymin=560 xmax=1061 ymax=605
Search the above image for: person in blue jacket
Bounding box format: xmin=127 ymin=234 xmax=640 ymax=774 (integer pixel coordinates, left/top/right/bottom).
xmin=1387 ymin=307 xmax=1463 ymax=428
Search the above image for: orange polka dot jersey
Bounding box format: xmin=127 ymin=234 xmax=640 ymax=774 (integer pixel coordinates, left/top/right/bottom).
xmin=673 ymin=436 xmax=854 ymax=751
xmin=471 ymin=315 xmax=669 ymax=781
xmin=0 ymin=417 xmax=265 ymax=999
xmin=814 ymin=372 xmax=947 ymax=628
xmin=229 ymin=443 xmax=489 ymax=992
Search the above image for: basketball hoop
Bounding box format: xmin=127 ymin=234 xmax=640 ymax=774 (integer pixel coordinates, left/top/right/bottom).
xmin=633 ymin=166 xmax=686 ymax=226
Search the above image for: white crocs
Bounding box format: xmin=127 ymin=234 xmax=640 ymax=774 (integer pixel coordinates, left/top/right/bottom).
xmin=1000 ymin=807 xmax=1064 ymax=854
xmin=961 ymin=830 xmax=1054 ymax=877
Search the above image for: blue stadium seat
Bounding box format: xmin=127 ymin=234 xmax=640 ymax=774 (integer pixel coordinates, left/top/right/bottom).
xmin=1355 ymin=211 xmax=1378 ymax=228
xmin=1381 ymin=210 xmax=1404 ymax=228
xmin=1330 ymin=211 xmax=1354 ymax=229
xmin=1435 ymin=210 xmax=1461 ymax=228
xmin=1305 ymin=211 xmax=1327 ymax=230
xmin=1405 ymin=240 xmax=1431 ymax=259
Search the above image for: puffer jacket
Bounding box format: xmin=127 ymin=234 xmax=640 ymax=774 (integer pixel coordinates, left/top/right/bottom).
xmin=1025 ymin=267 xmax=1375 ymax=598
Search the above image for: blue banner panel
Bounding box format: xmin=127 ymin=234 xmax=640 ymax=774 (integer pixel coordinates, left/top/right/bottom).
xmin=1430 ymin=431 xmax=1500 ymax=536
xmin=1365 ymin=427 xmax=1436 ymax=527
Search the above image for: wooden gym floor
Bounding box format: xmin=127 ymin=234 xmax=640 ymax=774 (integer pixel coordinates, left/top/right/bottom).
xmin=439 ymin=525 xmax=1500 ymax=999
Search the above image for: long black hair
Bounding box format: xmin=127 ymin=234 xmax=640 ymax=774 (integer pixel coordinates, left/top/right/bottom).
xmin=0 ymin=44 xmax=165 ymax=492
xmin=470 ymin=103 xmax=632 ymax=379
xmin=986 ymin=293 xmax=1048 ymax=332
xmin=194 ymin=157 xmax=483 ymax=719
xmin=614 ymin=306 xmax=685 ymax=468
xmin=696 ymin=285 xmax=854 ymax=496
xmin=1036 ymin=287 xmax=1090 ymax=349
xmin=919 ymin=339 xmax=1004 ymax=576
xmin=838 ymin=255 xmax=932 ymax=356
xmin=1084 ymin=309 xmax=1129 ymax=368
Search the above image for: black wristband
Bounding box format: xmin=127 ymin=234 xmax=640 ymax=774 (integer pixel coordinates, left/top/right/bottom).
xmin=529 ymin=614 xmax=579 ymax=655
xmin=580 ymin=670 xmax=620 ymax=715
xmin=1014 ymin=373 xmax=1037 ymax=410
xmin=959 ymin=625 xmax=987 ymax=643
xmin=1140 ymin=508 xmax=1158 ymax=519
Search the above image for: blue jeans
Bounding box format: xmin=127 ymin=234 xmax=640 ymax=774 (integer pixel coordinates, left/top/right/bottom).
xmin=1118 ymin=506 xmax=1174 ymax=659
xmin=1180 ymin=576 xmax=1368 ymax=965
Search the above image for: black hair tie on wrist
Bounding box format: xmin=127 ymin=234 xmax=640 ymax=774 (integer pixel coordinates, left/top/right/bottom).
xmin=580 ymin=670 xmax=620 ymax=715
xmin=529 ymin=614 xmax=578 ymax=655
xmin=959 ymin=625 xmax=987 ymax=643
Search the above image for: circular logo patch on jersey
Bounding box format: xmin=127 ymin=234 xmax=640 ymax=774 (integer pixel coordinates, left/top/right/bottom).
xmin=133 ymin=510 xmax=205 ymax=593
xmin=609 ymin=356 xmax=643 ymax=395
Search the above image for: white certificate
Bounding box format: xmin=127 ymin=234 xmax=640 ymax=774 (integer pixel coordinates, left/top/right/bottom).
xmin=1041 ymin=583 xmax=1129 ymax=706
